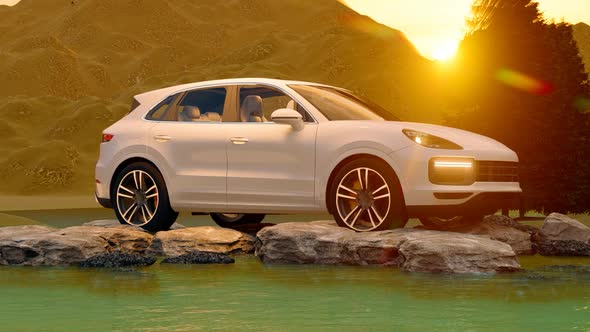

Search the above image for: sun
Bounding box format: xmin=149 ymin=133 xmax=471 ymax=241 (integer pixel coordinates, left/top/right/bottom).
xmin=430 ymin=39 xmax=459 ymax=61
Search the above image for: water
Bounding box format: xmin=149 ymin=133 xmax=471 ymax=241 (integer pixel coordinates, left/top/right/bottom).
xmin=1 ymin=209 xmax=590 ymax=331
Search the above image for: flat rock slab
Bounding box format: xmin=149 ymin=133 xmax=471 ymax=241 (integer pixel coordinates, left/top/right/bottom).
xmin=256 ymin=221 xmax=520 ymax=274
xmin=148 ymin=226 xmax=255 ymax=256
xmin=0 ymin=225 xmax=153 ymax=266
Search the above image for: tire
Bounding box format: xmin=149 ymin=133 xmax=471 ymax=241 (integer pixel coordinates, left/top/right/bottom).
xmin=328 ymin=157 xmax=408 ymax=232
xmin=210 ymin=213 xmax=265 ymax=228
xmin=112 ymin=162 xmax=178 ymax=232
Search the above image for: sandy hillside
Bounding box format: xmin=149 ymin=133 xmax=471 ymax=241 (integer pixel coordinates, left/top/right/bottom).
xmin=0 ymin=0 xmax=439 ymax=195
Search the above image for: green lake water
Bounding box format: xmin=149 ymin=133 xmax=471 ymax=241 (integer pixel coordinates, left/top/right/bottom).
xmin=1 ymin=209 xmax=590 ymax=331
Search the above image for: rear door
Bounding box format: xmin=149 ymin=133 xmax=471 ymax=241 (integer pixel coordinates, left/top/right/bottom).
xmin=148 ymin=85 xmax=237 ymax=210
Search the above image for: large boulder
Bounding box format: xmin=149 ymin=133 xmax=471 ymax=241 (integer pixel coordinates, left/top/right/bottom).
xmin=148 ymin=226 xmax=255 ymax=256
xmin=256 ymin=221 xmax=520 ymax=273
xmin=540 ymin=213 xmax=590 ymax=243
xmin=425 ymin=215 xmax=535 ymax=255
xmin=0 ymin=225 xmax=153 ymax=266
xmin=534 ymin=213 xmax=590 ymax=256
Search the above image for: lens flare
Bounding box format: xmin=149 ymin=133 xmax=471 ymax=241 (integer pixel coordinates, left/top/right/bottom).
xmin=495 ymin=68 xmax=553 ymax=95
xmin=573 ymin=97 xmax=590 ymax=112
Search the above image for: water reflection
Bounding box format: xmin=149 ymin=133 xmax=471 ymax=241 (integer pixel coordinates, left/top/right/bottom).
xmin=0 ymin=266 xmax=161 ymax=296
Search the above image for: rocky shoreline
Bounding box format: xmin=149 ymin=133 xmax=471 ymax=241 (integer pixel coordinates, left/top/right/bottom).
xmin=0 ymin=213 xmax=588 ymax=273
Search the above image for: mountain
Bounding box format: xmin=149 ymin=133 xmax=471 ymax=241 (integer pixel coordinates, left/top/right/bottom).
xmin=574 ymin=23 xmax=590 ymax=74
xmin=0 ymin=0 xmax=438 ymax=195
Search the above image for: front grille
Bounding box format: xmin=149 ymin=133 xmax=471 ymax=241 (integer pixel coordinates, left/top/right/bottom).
xmin=476 ymin=161 xmax=518 ymax=182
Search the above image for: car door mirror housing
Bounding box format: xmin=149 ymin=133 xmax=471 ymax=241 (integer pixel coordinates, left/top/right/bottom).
xmin=271 ymin=108 xmax=304 ymax=131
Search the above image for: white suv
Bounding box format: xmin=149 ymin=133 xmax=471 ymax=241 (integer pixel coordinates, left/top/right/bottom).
xmin=95 ymin=78 xmax=521 ymax=232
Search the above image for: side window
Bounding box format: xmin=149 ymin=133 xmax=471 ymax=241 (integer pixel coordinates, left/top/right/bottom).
xmin=175 ymin=87 xmax=227 ymax=122
xmin=238 ymin=86 xmax=314 ymax=123
xmin=145 ymin=93 xmax=179 ymax=120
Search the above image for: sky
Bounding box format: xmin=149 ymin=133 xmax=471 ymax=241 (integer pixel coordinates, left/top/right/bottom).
xmin=1 ymin=0 xmax=588 ymax=60
xmin=344 ymin=0 xmax=590 ymax=59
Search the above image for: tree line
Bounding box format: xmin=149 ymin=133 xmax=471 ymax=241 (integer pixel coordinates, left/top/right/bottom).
xmin=443 ymin=0 xmax=590 ymax=214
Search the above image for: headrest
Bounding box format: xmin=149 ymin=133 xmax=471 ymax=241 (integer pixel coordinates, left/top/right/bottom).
xmin=287 ymin=100 xmax=296 ymax=110
xmin=179 ymin=106 xmax=201 ymax=121
xmin=240 ymin=95 xmax=264 ymax=122
xmin=206 ymin=112 xmax=221 ymax=122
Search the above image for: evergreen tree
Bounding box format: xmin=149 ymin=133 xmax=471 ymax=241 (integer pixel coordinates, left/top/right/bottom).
xmin=446 ymin=0 xmax=590 ymax=213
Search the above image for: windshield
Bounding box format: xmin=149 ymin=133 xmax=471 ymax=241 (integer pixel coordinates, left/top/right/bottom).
xmin=289 ymin=85 xmax=399 ymax=121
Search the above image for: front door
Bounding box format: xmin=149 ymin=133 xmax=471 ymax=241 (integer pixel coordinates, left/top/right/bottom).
xmin=226 ymin=85 xmax=317 ymax=211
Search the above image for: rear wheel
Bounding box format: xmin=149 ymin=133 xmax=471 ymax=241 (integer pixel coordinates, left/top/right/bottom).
xmin=328 ymin=157 xmax=407 ymax=232
xmin=113 ymin=162 xmax=178 ymax=232
xmin=210 ymin=213 xmax=265 ymax=228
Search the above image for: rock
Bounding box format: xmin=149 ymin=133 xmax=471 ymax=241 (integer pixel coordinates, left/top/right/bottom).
xmin=420 ymin=215 xmax=535 ymax=255
xmin=534 ymin=240 xmax=590 ymax=256
xmin=540 ymin=213 xmax=590 ymax=243
xmin=256 ymin=221 xmax=406 ymax=265
xmin=161 ymin=251 xmax=235 ymax=264
xmin=225 ymin=223 xmax=276 ymax=236
xmin=0 ymin=225 xmax=153 ymax=266
xmin=148 ymin=226 xmax=255 ymax=256
xmin=79 ymin=252 xmax=156 ymax=268
xmin=83 ymin=219 xmax=186 ymax=232
xmin=256 ymin=221 xmax=520 ymax=273
xmin=397 ymin=231 xmax=521 ymax=274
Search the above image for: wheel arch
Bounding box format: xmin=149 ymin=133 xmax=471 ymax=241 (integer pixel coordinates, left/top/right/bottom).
xmin=324 ymin=152 xmax=406 ymax=214
xmin=109 ymin=157 xmax=165 ymax=200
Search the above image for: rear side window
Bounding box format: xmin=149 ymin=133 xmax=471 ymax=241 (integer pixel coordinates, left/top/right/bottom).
xmin=174 ymin=88 xmax=227 ymax=122
xmin=145 ymin=94 xmax=179 ymax=120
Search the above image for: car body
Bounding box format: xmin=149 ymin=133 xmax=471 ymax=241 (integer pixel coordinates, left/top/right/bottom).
xmin=95 ymin=78 xmax=521 ymax=232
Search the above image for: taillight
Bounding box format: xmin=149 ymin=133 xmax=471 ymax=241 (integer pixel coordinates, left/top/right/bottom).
xmin=102 ymin=133 xmax=114 ymax=143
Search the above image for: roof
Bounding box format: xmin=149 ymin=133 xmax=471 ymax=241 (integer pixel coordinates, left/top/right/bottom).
xmin=133 ymin=78 xmax=328 ymax=105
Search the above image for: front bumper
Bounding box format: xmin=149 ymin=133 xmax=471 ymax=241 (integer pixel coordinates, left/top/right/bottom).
xmin=406 ymin=192 xmax=521 ymax=218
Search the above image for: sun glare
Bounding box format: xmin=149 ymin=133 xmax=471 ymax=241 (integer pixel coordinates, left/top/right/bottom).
xmin=430 ymin=39 xmax=459 ymax=61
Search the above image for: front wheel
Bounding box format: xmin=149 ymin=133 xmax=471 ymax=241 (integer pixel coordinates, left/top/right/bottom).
xmin=113 ymin=162 xmax=178 ymax=232
xmin=328 ymin=157 xmax=408 ymax=232
xmin=210 ymin=213 xmax=265 ymax=228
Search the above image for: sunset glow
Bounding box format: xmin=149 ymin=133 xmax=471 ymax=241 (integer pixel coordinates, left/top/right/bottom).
xmin=344 ymin=0 xmax=590 ymax=60
xmin=431 ymin=39 xmax=459 ymax=61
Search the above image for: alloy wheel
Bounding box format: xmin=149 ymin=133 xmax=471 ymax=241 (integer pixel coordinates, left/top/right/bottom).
xmin=116 ymin=170 xmax=159 ymax=226
xmin=335 ymin=167 xmax=391 ymax=231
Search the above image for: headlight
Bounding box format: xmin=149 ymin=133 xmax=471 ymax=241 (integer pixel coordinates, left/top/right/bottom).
xmin=402 ymin=129 xmax=462 ymax=150
xmin=429 ymin=157 xmax=475 ymax=185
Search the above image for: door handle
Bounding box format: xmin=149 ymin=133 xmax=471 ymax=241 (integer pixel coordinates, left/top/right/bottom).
xmin=230 ymin=137 xmax=249 ymax=145
xmin=153 ymin=135 xmax=172 ymax=142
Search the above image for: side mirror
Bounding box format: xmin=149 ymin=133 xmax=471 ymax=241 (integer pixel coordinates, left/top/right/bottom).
xmin=270 ymin=108 xmax=304 ymax=131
